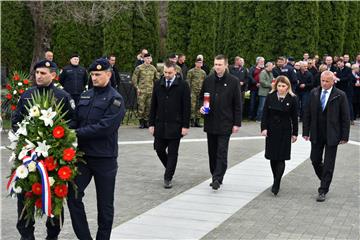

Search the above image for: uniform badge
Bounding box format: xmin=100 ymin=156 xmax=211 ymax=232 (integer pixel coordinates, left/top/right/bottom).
xmin=286 ymin=103 xmax=290 ymax=106
xmin=113 ymin=99 xmax=121 ymax=107
xmin=45 ymin=62 xmax=50 ymax=67
xmin=224 ymin=83 xmax=227 ymax=86
xmin=70 ymin=99 xmax=76 ymax=110
xmin=96 ymin=64 xmax=102 ymax=70
xmin=81 ymin=95 xmax=91 ymax=99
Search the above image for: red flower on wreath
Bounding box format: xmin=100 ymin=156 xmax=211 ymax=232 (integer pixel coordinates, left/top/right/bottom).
xmin=6 ymin=84 xmax=11 ymax=90
xmin=25 ymin=191 xmax=33 ymax=199
xmin=13 ymin=74 xmax=20 ymax=81
xmin=35 ymin=198 xmax=42 ymax=209
xmin=58 ymin=166 xmax=72 ymax=180
xmin=54 ymin=184 xmax=68 ymax=198
xmin=54 ymin=75 xmax=59 ymax=81
xmin=53 ymin=125 xmax=65 ymax=139
xmin=32 ymin=182 xmax=42 ymax=195
xmin=11 ymin=105 xmax=16 ymax=111
xmin=63 ymin=148 xmax=76 ymax=162
xmin=45 ymin=156 xmax=57 ymax=171
xmin=19 ymin=89 xmax=25 ymax=94
xmin=23 ymin=79 xmax=29 ymax=85
xmin=5 ymin=94 xmax=12 ymax=100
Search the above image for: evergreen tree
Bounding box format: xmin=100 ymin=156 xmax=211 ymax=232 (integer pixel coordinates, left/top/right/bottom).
xmin=187 ymin=2 xmax=218 ymax=67
xmin=318 ymin=2 xmax=347 ymax=56
xmin=282 ymin=1 xmax=319 ymax=60
xmin=51 ymin=21 xmax=103 ymax=68
xmin=343 ymin=1 xmax=360 ymax=58
xmin=1 ymin=2 xmax=34 ymax=72
xmin=166 ymin=2 xmax=192 ymax=56
xmin=103 ymin=4 xmax=135 ymax=72
xmin=132 ymin=2 xmax=160 ymax=64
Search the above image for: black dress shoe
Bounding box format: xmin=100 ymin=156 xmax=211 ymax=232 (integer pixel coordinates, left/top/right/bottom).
xmin=20 ymin=237 xmax=35 ymax=240
xmin=164 ymin=180 xmax=172 ymax=189
xmin=46 ymin=237 xmax=58 ymax=240
xmin=211 ymin=180 xmax=220 ymax=190
xmin=271 ymin=185 xmax=279 ymax=196
xmin=316 ymin=193 xmax=326 ymax=202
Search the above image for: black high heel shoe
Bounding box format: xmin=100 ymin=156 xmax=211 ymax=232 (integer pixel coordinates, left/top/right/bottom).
xmin=271 ymin=179 xmax=280 ymax=196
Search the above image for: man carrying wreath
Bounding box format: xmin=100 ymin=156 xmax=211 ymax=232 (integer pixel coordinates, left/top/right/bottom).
xmin=67 ymin=58 xmax=126 ymax=240
xmin=11 ymin=60 xmax=75 ymax=240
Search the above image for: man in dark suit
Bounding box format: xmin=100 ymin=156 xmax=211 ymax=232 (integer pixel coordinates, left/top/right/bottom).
xmin=199 ymin=55 xmax=242 ymax=190
xmin=303 ymin=70 xmax=350 ymax=202
xmin=149 ymin=61 xmax=191 ymax=189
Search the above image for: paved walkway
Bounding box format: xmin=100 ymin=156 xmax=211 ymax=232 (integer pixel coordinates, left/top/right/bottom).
xmin=1 ymin=122 xmax=359 ymax=239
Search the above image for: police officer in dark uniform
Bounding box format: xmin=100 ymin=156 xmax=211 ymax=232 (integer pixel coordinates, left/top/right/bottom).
xmin=12 ymin=60 xmax=75 ymax=240
xmin=59 ymin=53 xmax=88 ymax=105
xmin=88 ymin=57 xmax=118 ymax=90
xmin=67 ymin=58 xmax=126 ymax=240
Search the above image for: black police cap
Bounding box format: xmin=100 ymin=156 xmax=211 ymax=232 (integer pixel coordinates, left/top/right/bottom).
xmin=88 ymin=58 xmax=111 ymax=72
xmin=33 ymin=60 xmax=58 ymax=70
xmin=287 ymin=56 xmax=295 ymax=62
xmin=70 ymin=53 xmax=80 ymax=59
xmin=196 ymin=58 xmax=203 ymax=62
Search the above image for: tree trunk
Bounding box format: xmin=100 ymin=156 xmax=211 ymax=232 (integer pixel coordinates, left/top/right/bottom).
xmin=159 ymin=1 xmax=168 ymax=59
xmin=26 ymin=2 xmax=49 ymax=80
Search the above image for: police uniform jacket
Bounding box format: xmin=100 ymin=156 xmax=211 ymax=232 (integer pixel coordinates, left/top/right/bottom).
xmin=75 ymin=83 xmax=126 ymax=158
xmin=149 ymin=74 xmax=191 ymax=139
xmin=303 ymin=86 xmax=350 ymax=146
xmin=199 ymin=71 xmax=242 ymax=135
xmin=59 ymin=64 xmax=88 ymax=95
xmin=261 ymin=92 xmax=298 ymax=161
xmin=11 ymin=83 xmax=74 ymax=131
xmin=272 ymin=65 xmax=298 ymax=90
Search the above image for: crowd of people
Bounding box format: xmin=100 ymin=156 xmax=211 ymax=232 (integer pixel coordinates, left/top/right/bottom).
xmin=9 ymin=49 xmax=356 ymax=240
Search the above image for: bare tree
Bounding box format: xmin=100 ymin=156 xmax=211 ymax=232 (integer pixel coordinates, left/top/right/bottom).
xmin=26 ymin=1 xmax=135 ymax=75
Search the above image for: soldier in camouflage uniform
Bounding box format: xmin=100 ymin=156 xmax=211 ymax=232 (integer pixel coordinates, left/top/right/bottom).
xmin=187 ymin=58 xmax=206 ymax=127
xmin=158 ymin=53 xmax=183 ymax=77
xmin=132 ymin=53 xmax=159 ymax=128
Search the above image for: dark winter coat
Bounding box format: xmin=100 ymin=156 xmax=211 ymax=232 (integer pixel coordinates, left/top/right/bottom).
xmin=199 ymin=72 xmax=242 ymax=135
xmin=149 ymin=74 xmax=191 ymax=139
xmin=261 ymin=92 xmax=298 ymax=161
xmin=303 ymin=87 xmax=350 ymax=146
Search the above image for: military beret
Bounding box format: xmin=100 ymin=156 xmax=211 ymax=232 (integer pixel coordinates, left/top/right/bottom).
xmin=70 ymin=53 xmax=79 ymax=59
xmin=287 ymin=56 xmax=295 ymax=61
xmin=168 ymin=53 xmax=177 ymax=59
xmin=88 ymin=58 xmax=110 ymax=72
xmin=34 ymin=60 xmax=58 ymax=70
xmin=144 ymin=53 xmax=151 ymax=58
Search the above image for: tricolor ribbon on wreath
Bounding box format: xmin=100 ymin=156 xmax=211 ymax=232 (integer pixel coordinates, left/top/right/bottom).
xmin=6 ymin=149 xmax=53 ymax=217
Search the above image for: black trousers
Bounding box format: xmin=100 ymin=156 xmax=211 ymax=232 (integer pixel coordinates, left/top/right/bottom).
xmin=154 ymin=137 xmax=181 ymax=181
xmin=310 ymin=142 xmax=338 ymax=194
xmin=17 ymin=193 xmax=64 ymax=239
xmin=67 ymin=157 xmax=118 ymax=240
xmin=207 ymin=133 xmax=231 ymax=183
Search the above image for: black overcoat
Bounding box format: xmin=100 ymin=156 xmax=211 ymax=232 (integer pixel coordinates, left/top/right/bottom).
xmin=303 ymin=87 xmax=350 ymax=146
xmin=149 ymin=74 xmax=191 ymax=139
xmin=261 ymin=92 xmax=298 ymax=161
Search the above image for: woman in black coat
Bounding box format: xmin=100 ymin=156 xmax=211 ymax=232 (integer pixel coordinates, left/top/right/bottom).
xmin=261 ymin=76 xmax=298 ymax=196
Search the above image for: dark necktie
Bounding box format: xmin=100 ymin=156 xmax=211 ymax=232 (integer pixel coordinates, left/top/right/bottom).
xmin=166 ymin=80 xmax=171 ymax=89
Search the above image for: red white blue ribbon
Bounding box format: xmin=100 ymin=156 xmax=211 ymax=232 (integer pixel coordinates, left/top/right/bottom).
xmin=36 ymin=160 xmax=52 ymax=217
xmin=6 ymin=150 xmax=53 ymax=217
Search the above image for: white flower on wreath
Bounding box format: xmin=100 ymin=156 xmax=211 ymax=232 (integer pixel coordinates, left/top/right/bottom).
xmin=13 ymin=185 xmax=22 ymax=194
xmin=39 ymin=107 xmax=56 ymax=127
xmin=16 ymin=165 xmax=29 ymax=179
xmin=35 ymin=140 xmax=51 ymax=158
xmin=29 ymin=105 xmax=40 ymax=118
xmin=8 ymin=131 xmax=19 ymax=142
xmin=27 ymin=161 xmax=37 ymax=172
xmin=13 ymin=90 xmax=17 ymax=95
xmin=17 ymin=82 xmax=23 ymax=86
xmin=9 ymin=152 xmax=16 ymax=162
xmin=16 ymin=121 xmax=29 ymax=136
xmin=48 ymin=177 xmax=55 ymax=186
xmin=18 ymin=139 xmax=36 ymax=160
